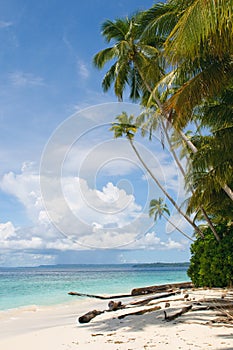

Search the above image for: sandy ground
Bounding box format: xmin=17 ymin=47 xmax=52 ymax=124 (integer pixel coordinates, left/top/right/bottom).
xmin=0 ymin=288 xmax=233 ymax=350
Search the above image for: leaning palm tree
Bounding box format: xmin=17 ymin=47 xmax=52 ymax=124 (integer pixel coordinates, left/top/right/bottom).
xmin=137 ymin=109 xmax=221 ymax=242
xmin=93 ymin=7 xmax=230 ymax=237
xmin=137 ymin=1 xmax=233 ymax=202
xmin=149 ymin=197 xmax=194 ymax=241
xmin=110 ymin=112 xmax=204 ymax=238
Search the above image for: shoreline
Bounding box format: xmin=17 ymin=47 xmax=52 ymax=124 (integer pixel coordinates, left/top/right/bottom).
xmin=1 ymin=286 xmax=233 ymax=349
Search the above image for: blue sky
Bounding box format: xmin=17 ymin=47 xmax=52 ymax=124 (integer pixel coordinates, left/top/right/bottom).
xmin=0 ymin=0 xmax=193 ymax=266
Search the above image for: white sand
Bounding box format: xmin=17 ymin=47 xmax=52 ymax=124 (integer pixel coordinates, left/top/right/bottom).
xmin=0 ymin=289 xmax=233 ymax=350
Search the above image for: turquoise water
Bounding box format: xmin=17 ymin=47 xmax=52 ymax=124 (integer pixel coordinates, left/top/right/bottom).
xmin=0 ymin=264 xmax=190 ymax=311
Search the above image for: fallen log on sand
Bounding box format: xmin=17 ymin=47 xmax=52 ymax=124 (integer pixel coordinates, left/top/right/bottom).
xmin=118 ymin=305 xmax=161 ymax=319
xmin=78 ymin=300 xmax=125 ymax=323
xmin=131 ymin=282 xmax=193 ymax=296
xmin=69 ymin=282 xmax=193 ymax=299
xmin=108 ymin=300 xmax=124 ymax=311
xmin=129 ymin=291 xmax=180 ymax=306
xmin=68 ymin=291 xmax=132 ymax=299
xmin=164 ymin=304 xmax=192 ymax=321
xmin=77 ymin=291 xmax=178 ymax=323
xmin=79 ymin=310 xmax=104 ymax=323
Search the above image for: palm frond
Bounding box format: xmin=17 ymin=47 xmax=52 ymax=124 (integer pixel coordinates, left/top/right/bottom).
xmin=165 ymin=0 xmax=233 ymax=63
xmin=101 ymin=18 xmax=130 ymax=42
xmin=164 ymin=59 xmax=233 ymax=128
xmin=93 ymin=47 xmax=116 ymax=69
xmin=139 ymin=2 xmax=179 ymax=40
xmin=102 ymin=63 xmax=117 ymax=92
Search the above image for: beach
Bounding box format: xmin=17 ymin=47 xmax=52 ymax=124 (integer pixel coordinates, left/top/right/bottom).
xmin=1 ymin=287 xmax=233 ymax=350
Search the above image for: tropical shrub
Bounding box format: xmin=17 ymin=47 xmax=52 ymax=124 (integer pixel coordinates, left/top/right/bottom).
xmin=188 ymin=223 xmax=233 ymax=287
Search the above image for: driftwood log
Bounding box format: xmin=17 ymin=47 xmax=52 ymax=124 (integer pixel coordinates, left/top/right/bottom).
xmin=129 ymin=291 xmax=180 ymax=306
xmin=108 ymin=300 xmax=124 ymax=311
xmin=118 ymin=305 xmax=161 ymax=319
xmin=78 ymin=300 xmax=125 ymax=323
xmin=68 ymin=291 xmax=132 ymax=299
xmin=69 ymin=282 xmax=193 ymax=300
xmin=164 ymin=304 xmax=192 ymax=321
xmin=79 ymin=310 xmax=103 ymax=323
xmin=131 ymin=282 xmax=193 ymax=296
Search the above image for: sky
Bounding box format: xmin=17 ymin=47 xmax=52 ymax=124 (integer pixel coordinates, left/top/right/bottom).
xmin=0 ymin=0 xmax=193 ymax=266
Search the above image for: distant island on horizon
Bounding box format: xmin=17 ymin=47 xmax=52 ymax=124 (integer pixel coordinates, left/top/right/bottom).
xmin=0 ymin=262 xmax=190 ymax=269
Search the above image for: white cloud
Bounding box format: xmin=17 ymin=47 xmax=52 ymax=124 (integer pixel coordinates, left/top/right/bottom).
xmin=62 ymin=138 xmax=138 ymax=178
xmin=129 ymin=231 xmax=186 ymax=251
xmin=9 ymin=71 xmax=45 ymax=87
xmin=0 ymin=161 xmax=188 ymax=253
xmin=0 ymin=162 xmax=148 ymax=250
xmin=0 ymin=221 xmax=17 ymax=240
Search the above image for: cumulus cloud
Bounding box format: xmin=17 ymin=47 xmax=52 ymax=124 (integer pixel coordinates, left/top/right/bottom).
xmin=0 ymin=101 xmax=191 ymax=264
xmin=0 ymin=221 xmax=17 ymax=240
xmin=130 ymin=231 xmax=186 ymax=251
xmin=0 ymin=160 xmax=188 ymax=257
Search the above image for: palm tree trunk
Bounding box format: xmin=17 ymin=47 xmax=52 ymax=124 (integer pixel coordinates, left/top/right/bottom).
xmin=160 ymin=119 xmax=221 ymax=242
xmin=136 ymin=64 xmax=233 ymax=202
xmin=222 ymin=184 xmax=233 ymax=201
xmin=128 ymin=138 xmax=205 ymax=238
xmin=162 ymin=213 xmax=195 ymax=242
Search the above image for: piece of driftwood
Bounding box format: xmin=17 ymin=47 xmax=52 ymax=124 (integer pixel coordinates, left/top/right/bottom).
xmin=78 ymin=300 xmax=125 ymax=323
xmin=118 ymin=305 xmax=161 ymax=319
xmin=131 ymin=282 xmax=193 ymax=296
xmin=68 ymin=291 xmax=131 ymax=299
xmin=164 ymin=304 xmax=192 ymax=321
xmin=192 ymin=300 xmax=233 ymax=310
xmin=79 ymin=309 xmax=103 ymax=323
xmin=108 ymin=300 xmax=125 ymax=311
xmin=129 ymin=291 xmax=180 ymax=306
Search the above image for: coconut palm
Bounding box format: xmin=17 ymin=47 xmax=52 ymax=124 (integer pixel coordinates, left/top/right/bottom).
xmin=149 ymin=197 xmax=194 ymax=241
xmin=163 ymin=0 xmax=233 ymax=127
xmin=110 ymin=112 xmax=205 ymax=238
xmin=136 ymin=110 xmax=221 ymax=241
xmin=93 ymin=15 xmax=162 ymax=102
xmin=186 ymin=87 xmax=233 ymax=220
xmin=138 ymin=0 xmax=233 ymax=202
xmin=94 ymin=4 xmax=231 ymax=238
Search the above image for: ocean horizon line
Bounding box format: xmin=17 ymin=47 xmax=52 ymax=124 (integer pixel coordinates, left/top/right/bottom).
xmin=0 ymin=261 xmax=190 ymax=269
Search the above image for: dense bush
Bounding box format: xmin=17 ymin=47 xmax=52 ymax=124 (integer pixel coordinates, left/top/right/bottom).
xmin=187 ymin=223 xmax=233 ymax=287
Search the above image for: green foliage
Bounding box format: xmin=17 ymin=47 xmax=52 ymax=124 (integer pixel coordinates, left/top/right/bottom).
xmin=110 ymin=112 xmax=137 ymax=140
xmin=188 ymin=223 xmax=233 ymax=287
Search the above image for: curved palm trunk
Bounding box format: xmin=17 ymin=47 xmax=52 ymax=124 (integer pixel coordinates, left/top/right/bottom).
xmin=129 ymin=138 xmax=205 ymax=238
xmin=162 ymin=213 xmax=195 ymax=242
xmin=222 ymin=184 xmax=233 ymax=201
xmin=160 ymin=119 xmax=221 ymax=242
xmin=136 ymin=64 xmax=233 ymax=202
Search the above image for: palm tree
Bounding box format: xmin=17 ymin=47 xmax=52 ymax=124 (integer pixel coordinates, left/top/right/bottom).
xmin=93 ymin=9 xmax=200 ymax=154
xmin=110 ymin=112 xmax=205 ymax=238
xmin=136 ymin=109 xmax=221 ymax=242
xmin=186 ymin=87 xmax=233 ymax=221
xmin=138 ymin=0 xmax=233 ymax=202
xmin=139 ymin=1 xmax=233 ymax=139
xmin=93 ymin=15 xmax=162 ymax=102
xmin=93 ymin=5 xmax=231 ymax=238
xmin=149 ymin=197 xmax=194 ymax=241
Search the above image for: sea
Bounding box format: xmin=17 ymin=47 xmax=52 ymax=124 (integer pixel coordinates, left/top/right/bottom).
xmin=0 ymin=264 xmax=190 ymax=311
